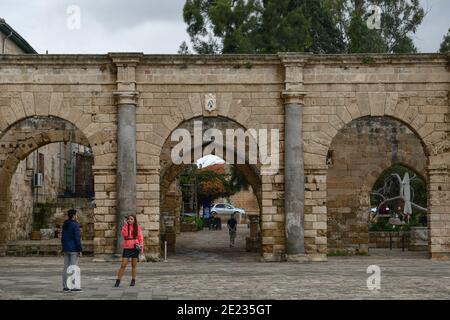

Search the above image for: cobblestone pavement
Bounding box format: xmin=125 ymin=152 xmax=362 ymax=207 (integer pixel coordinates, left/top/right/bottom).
xmin=0 ymin=226 xmax=449 ymax=300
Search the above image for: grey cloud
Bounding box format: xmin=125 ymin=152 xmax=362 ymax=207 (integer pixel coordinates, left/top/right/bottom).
xmin=0 ymin=0 xmax=448 ymax=54
xmin=416 ymin=0 xmax=450 ymax=52
xmin=55 ymin=0 xmax=186 ymax=30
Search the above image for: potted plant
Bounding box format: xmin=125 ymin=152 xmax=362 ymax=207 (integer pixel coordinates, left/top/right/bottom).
xmin=30 ymin=230 xmax=41 ymax=240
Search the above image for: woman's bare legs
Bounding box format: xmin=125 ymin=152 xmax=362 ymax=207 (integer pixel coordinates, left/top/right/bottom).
xmin=131 ymin=258 xmax=138 ymax=280
xmin=116 ymin=258 xmax=129 ymax=280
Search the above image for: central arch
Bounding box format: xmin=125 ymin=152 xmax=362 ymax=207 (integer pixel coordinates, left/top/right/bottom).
xmin=158 ymin=116 xmax=263 ymax=259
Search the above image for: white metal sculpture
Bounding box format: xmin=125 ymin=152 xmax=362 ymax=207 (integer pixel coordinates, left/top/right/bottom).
xmin=369 ymin=172 xmax=427 ymax=223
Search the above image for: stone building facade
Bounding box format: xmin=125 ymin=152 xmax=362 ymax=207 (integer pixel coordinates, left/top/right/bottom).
xmin=1 ymin=20 xmax=93 ymax=243
xmin=0 ymin=52 xmax=448 ymax=261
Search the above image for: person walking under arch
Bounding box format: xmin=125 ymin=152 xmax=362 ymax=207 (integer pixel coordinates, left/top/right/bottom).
xmin=227 ymin=213 xmax=237 ymax=247
xmin=114 ymin=215 xmax=144 ymax=287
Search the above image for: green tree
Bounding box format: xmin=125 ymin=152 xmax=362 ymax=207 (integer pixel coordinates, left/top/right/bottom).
xmin=333 ymin=0 xmax=424 ymax=53
xmin=347 ymin=10 xmax=386 ymax=53
xmin=183 ymin=0 xmax=344 ymax=54
xmin=182 ymin=0 xmax=425 ymax=54
xmin=179 ymin=164 xmax=250 ymax=214
xmin=178 ymin=41 xmax=191 ymax=54
xmin=439 ymin=28 xmax=450 ymax=53
xmin=256 ymin=0 xmax=311 ymax=53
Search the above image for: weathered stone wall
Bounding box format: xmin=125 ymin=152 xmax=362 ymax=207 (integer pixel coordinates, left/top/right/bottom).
xmin=7 ymin=157 xmax=33 ymax=240
xmin=48 ymin=198 xmax=95 ymax=241
xmin=144 ymin=59 xmax=284 ymax=260
xmin=300 ymin=54 xmax=449 ymax=260
xmin=326 ymin=117 xmax=427 ymax=253
xmin=7 ymin=142 xmax=76 ymax=241
xmin=0 ymin=55 xmax=117 ymax=255
xmin=219 ymin=187 xmax=260 ymax=217
xmin=0 ymin=53 xmax=448 ymax=260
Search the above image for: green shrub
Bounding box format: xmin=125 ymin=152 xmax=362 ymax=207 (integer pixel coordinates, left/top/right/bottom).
xmin=195 ymin=217 xmax=204 ymax=230
xmin=327 ymin=250 xmax=369 ymax=257
xmin=32 ymin=202 xmax=53 ymax=230
xmin=182 ymin=215 xmax=195 ymax=224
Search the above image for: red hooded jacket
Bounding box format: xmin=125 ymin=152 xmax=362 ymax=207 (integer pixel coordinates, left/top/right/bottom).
xmin=121 ymin=223 xmax=144 ymax=251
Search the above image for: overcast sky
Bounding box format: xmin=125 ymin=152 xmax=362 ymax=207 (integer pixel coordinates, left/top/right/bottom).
xmin=1 ymin=0 xmax=448 ymax=54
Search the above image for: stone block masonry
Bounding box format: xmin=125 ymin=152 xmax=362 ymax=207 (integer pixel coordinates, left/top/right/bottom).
xmin=0 ymin=53 xmax=448 ymax=261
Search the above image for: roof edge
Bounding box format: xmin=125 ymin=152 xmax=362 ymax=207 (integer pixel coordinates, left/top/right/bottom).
xmin=0 ymin=19 xmax=37 ymax=54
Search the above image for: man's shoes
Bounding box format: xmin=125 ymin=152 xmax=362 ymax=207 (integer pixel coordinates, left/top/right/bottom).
xmin=70 ymin=288 xmax=83 ymax=292
xmin=63 ymin=288 xmax=71 ymax=293
xmin=130 ymin=279 xmax=136 ymax=287
xmin=114 ymin=279 xmax=120 ymax=288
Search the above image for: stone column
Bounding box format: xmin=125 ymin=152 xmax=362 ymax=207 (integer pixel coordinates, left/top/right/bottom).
xmin=427 ymin=162 xmax=450 ymax=261
xmin=0 ymin=170 xmax=13 ymax=257
xmin=282 ymin=91 xmax=309 ymax=262
xmin=246 ymin=214 xmax=261 ymax=252
xmin=109 ymin=53 xmax=142 ymax=256
xmin=114 ymin=92 xmax=138 ymax=254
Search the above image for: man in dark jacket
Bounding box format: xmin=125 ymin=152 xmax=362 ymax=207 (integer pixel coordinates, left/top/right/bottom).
xmin=227 ymin=213 xmax=237 ymax=247
xmin=61 ymin=209 xmax=83 ymax=292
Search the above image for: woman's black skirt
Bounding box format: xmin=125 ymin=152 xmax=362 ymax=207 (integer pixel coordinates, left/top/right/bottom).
xmin=122 ymin=248 xmax=139 ymax=259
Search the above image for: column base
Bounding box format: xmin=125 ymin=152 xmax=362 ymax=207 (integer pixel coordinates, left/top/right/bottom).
xmin=431 ymin=253 xmax=450 ymax=261
xmin=246 ymin=236 xmax=262 ymax=252
xmin=145 ymin=252 xmax=161 ymax=262
xmin=261 ymin=253 xmax=284 ymax=262
xmin=286 ymin=253 xmax=311 ymax=263
xmin=0 ymin=244 xmax=6 ymax=257
xmin=307 ymin=253 xmax=328 ymax=262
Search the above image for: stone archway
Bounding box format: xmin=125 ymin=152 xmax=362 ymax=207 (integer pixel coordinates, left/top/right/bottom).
xmin=325 ymin=116 xmax=428 ymax=254
xmin=0 ymin=52 xmax=447 ymax=260
xmin=0 ymin=116 xmax=94 ymax=254
xmin=158 ymin=116 xmax=263 ymax=257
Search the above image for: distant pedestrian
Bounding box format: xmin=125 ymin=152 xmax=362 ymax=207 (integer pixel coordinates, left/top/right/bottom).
xmin=202 ymin=200 xmax=212 ymax=230
xmin=227 ymin=213 xmax=237 ymax=247
xmin=114 ymin=214 xmax=144 ymax=288
xmin=61 ymin=209 xmax=83 ymax=292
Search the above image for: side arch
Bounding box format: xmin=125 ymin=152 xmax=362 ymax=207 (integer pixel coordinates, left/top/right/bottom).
xmin=325 ymin=116 xmax=429 ymax=254
xmin=0 ymin=115 xmax=109 ymax=254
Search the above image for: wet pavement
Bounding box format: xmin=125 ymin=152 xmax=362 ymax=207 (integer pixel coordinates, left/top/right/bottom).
xmin=0 ymin=225 xmax=449 ymax=300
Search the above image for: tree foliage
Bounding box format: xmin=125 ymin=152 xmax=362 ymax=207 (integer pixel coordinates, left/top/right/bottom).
xmin=439 ymin=28 xmax=450 ymax=53
xmin=179 ymin=164 xmax=250 ymax=212
xmin=182 ymin=0 xmax=425 ymax=54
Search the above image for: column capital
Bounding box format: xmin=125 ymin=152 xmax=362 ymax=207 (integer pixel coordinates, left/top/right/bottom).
xmin=109 ymin=53 xmax=142 ymax=92
xmin=279 ymin=53 xmax=311 ymax=92
xmin=278 ymin=52 xmax=312 ymax=66
xmin=282 ymin=91 xmax=307 ymax=105
xmin=108 ymin=52 xmax=143 ymax=66
xmin=113 ymin=91 xmax=139 ymax=105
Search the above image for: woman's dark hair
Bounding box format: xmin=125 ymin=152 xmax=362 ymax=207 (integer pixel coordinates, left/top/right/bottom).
xmin=128 ymin=214 xmax=139 ymax=239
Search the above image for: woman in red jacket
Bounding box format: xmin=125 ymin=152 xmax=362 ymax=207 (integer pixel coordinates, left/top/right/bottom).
xmin=114 ymin=214 xmax=144 ymax=287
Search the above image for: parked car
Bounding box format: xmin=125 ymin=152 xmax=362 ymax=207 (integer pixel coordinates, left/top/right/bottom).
xmin=211 ymin=203 xmax=245 ymax=222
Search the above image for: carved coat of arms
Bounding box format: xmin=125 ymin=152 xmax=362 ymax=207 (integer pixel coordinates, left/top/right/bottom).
xmin=205 ymin=93 xmax=216 ymax=112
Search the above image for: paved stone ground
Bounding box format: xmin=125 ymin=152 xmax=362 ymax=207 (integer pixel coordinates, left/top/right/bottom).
xmin=0 ymin=225 xmax=449 ymax=300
